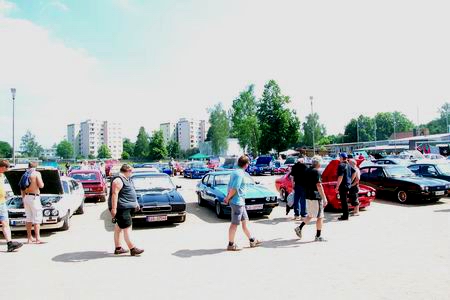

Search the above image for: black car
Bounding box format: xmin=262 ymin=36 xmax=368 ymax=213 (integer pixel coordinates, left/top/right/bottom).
xmin=360 ymin=165 xmax=449 ymax=203
xmin=373 ymin=159 xmax=411 ymax=166
xmin=408 ymin=162 xmax=450 ymax=182
xmin=131 ymin=173 xmax=186 ymax=223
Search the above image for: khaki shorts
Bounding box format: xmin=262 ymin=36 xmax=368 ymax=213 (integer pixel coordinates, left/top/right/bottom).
xmin=23 ymin=195 xmax=43 ymax=224
xmin=306 ymin=199 xmax=324 ymax=219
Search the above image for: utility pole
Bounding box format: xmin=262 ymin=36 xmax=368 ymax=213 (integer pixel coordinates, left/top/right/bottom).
xmin=374 ymin=122 xmax=377 ymax=146
xmin=310 ymin=96 xmax=316 ymax=155
xmin=393 ymin=113 xmax=397 ymax=152
xmin=11 ymin=88 xmax=16 ymax=165
xmin=356 ymin=120 xmax=360 ymax=149
xmin=446 ymin=103 xmax=449 ymax=133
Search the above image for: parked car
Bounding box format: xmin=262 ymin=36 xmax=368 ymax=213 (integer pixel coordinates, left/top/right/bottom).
xmin=283 ymin=156 xmax=298 ymax=168
xmin=217 ymin=157 xmax=239 ymax=171
xmin=207 ymin=157 xmax=221 ymax=170
xmin=373 ymin=159 xmax=411 ymax=166
xmin=249 ymin=156 xmax=275 ymax=176
xmin=360 ymin=165 xmax=449 ymax=203
xmin=3 ymin=176 xmax=13 ymax=200
xmin=183 ymin=162 xmax=211 ymax=179
xmin=132 ymin=167 xmax=160 ymax=174
xmin=423 ymin=154 xmax=446 ymax=160
xmin=158 ymin=163 xmax=173 ymax=176
xmin=3 ymin=168 xmax=85 ymax=231
xmin=196 ymin=171 xmax=278 ymax=218
xmin=108 ymin=164 xmax=122 ymax=179
xmin=131 ymin=173 xmax=186 ymax=223
xmin=69 ymin=169 xmax=107 ymax=202
xmin=408 ymin=161 xmax=450 ymax=182
xmin=273 ymin=161 xmax=289 ymax=175
xmin=275 ymin=160 xmax=376 ymax=211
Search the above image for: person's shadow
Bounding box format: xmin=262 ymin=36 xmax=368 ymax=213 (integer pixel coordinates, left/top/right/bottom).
xmin=52 ymin=251 xmax=115 ymax=263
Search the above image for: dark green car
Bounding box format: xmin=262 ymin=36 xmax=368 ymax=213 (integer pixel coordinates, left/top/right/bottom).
xmin=408 ymin=162 xmax=450 ymax=182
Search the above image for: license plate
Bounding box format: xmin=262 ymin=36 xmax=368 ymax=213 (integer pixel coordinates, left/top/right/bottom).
xmin=146 ymin=216 xmax=168 ymax=222
xmin=435 ymin=191 xmax=445 ymax=196
xmin=246 ymin=204 xmax=264 ymax=211
xmin=10 ymin=219 xmax=26 ymax=226
xmin=84 ymin=188 xmax=91 ymax=192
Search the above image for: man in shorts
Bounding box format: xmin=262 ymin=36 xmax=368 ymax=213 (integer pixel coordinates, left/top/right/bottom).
xmin=109 ymin=164 xmax=144 ymax=256
xmin=0 ymin=160 xmax=23 ymax=252
xmin=349 ymin=159 xmax=361 ymax=216
xmin=223 ymin=155 xmax=261 ymax=251
xmin=22 ymin=162 xmax=45 ymax=244
xmin=295 ymin=159 xmax=328 ymax=242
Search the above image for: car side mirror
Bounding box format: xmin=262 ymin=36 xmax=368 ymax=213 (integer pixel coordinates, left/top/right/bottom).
xmin=176 ymin=185 xmax=182 ymax=189
xmin=255 ymin=181 xmax=260 ymax=185
xmin=206 ymin=183 xmax=212 ymax=188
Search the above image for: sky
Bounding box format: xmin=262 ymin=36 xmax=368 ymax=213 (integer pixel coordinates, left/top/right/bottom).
xmin=0 ymin=0 xmax=449 ymax=147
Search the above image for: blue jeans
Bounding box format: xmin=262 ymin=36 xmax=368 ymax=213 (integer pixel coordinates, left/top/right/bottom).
xmin=294 ymin=185 xmax=307 ymax=217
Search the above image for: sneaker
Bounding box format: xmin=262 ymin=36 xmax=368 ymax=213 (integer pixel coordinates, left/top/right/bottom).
xmin=293 ymin=216 xmax=302 ymax=221
xmin=130 ymin=247 xmax=144 ymax=256
xmin=338 ymin=216 xmax=349 ymax=221
xmin=114 ymin=247 xmax=129 ymax=255
xmin=294 ymin=227 xmax=302 ymax=239
xmin=7 ymin=241 xmax=23 ymax=252
xmin=249 ymin=239 xmax=262 ymax=248
xmin=227 ymin=244 xmax=242 ymax=251
xmin=315 ymin=236 xmax=327 ymax=242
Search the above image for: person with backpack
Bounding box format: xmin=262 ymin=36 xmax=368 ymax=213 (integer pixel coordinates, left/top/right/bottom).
xmin=20 ymin=162 xmax=45 ymax=244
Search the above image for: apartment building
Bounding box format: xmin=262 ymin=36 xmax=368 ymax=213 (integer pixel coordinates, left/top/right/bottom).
xmin=160 ymin=118 xmax=209 ymax=151
xmin=160 ymin=122 xmax=177 ymax=144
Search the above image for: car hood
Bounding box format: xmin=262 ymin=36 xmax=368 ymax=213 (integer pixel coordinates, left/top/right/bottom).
xmin=7 ymin=194 xmax=63 ymax=209
xmin=392 ymin=176 xmax=449 ymax=186
xmin=214 ymin=185 xmax=277 ymax=198
xmin=321 ymin=160 xmax=340 ymax=183
xmin=191 ymin=168 xmax=210 ymax=172
xmin=5 ymin=168 xmax=63 ymax=195
xmin=256 ymin=157 xmax=272 ymax=165
xmin=136 ymin=190 xmax=183 ymax=204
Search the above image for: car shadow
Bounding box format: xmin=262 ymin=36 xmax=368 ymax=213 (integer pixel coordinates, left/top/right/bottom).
xmin=186 ymin=202 xmax=229 ymax=224
xmin=374 ymin=197 xmax=448 ymax=208
xmin=52 ymin=251 xmax=115 ymax=263
xmin=434 ymin=208 xmax=450 ymax=213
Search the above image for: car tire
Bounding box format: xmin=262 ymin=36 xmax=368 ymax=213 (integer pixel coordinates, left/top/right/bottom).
xmin=280 ymin=188 xmax=288 ymax=202
xmin=263 ymin=208 xmax=273 ymax=216
xmin=75 ymin=201 xmax=85 ymax=215
xmin=215 ymin=201 xmax=225 ymax=218
xmin=197 ymin=193 xmax=205 ymax=207
xmin=397 ymin=190 xmax=408 ymax=203
xmin=61 ymin=211 xmax=71 ymax=231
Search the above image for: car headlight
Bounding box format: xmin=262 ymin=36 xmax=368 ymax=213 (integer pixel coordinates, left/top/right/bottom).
xmin=43 ymin=210 xmax=51 ymax=217
xmin=367 ymin=192 xmax=371 ymax=197
xmin=266 ymin=197 xmax=271 ymax=201
xmin=446 ymin=184 xmax=450 ymax=189
xmin=51 ymin=210 xmax=59 ymax=216
xmin=420 ymin=186 xmax=429 ymax=192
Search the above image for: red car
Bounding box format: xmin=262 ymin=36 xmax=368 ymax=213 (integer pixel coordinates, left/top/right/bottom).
xmin=273 ymin=161 xmax=289 ymax=175
xmin=207 ymin=157 xmax=221 ymax=170
xmin=275 ymin=160 xmax=376 ymax=210
xmin=69 ymin=170 xmax=107 ymax=202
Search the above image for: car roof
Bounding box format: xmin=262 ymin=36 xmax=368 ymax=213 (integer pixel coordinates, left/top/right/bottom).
xmin=208 ymin=171 xmax=233 ymax=176
xmin=70 ymin=169 xmax=101 ymax=174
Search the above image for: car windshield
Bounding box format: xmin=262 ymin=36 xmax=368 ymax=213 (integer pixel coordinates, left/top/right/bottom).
xmin=386 ymin=166 xmax=415 ymax=177
xmin=71 ymin=173 xmax=99 ymax=181
xmin=132 ymin=176 xmax=175 ymax=191
xmin=214 ymin=173 xmax=254 ymax=186
xmin=159 ymin=164 xmax=169 ymax=168
xmin=284 ymin=157 xmax=297 ymax=164
xmin=190 ymin=163 xmax=207 ymax=169
xmin=436 ymin=164 xmax=450 ymax=175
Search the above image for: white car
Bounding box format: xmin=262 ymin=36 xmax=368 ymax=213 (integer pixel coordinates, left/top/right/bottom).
xmin=3 ymin=176 xmax=13 ymax=200
xmin=3 ymin=168 xmax=85 ymax=232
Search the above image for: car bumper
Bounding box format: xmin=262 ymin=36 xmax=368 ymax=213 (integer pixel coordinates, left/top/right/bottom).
xmin=416 ymin=191 xmax=448 ymax=199
xmin=221 ymin=202 xmax=279 ymax=214
xmin=4 ymin=217 xmax=65 ymax=232
xmin=132 ymin=212 xmax=186 ymax=223
xmin=84 ymin=192 xmax=106 ymax=198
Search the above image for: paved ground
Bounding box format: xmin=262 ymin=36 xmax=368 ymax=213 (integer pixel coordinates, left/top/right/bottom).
xmin=1 ymin=175 xmax=449 ymax=300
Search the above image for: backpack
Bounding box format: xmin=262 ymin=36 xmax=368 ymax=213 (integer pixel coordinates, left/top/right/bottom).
xmin=19 ymin=170 xmax=32 ymax=191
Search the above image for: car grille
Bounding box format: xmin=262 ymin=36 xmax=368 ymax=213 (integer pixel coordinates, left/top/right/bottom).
xmin=429 ymin=186 xmax=446 ymax=192
xmin=141 ymin=205 xmax=172 ymax=213
xmin=245 ymin=198 xmax=266 ymax=205
xmin=8 ymin=211 xmax=26 ymax=218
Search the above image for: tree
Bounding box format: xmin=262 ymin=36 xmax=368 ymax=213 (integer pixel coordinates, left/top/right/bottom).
xmin=425 ymin=102 xmax=450 ymax=134
xmin=344 ymin=115 xmax=376 ymax=143
xmin=374 ymin=112 xmax=414 ymax=141
xmin=121 ymin=151 xmax=130 ymax=160
xmin=148 ymin=130 xmax=168 ymax=161
xmin=208 ymin=103 xmax=230 ymax=155
xmin=302 ymin=113 xmax=326 ymax=147
xmin=97 ymin=144 xmax=112 ymax=159
xmin=230 ymin=85 xmax=261 ymax=155
xmin=123 ymin=138 xmax=135 ymax=158
xmin=134 ymin=127 xmax=150 ymax=159
xmin=20 ymin=131 xmax=43 ymax=157
xmin=257 ymin=80 xmax=300 ymax=154
xmin=0 ymin=141 xmax=12 ymax=158
xmin=56 ymin=140 xmax=74 ymax=159
xmin=167 ymin=140 xmax=181 ymax=159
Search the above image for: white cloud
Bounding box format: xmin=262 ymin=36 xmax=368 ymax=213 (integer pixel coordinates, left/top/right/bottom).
xmin=0 ymin=0 xmax=16 ymax=15
xmin=50 ymin=1 xmax=69 ymax=12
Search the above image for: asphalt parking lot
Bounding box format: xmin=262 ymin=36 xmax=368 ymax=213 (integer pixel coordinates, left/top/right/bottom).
xmin=1 ymin=175 xmax=449 ymax=300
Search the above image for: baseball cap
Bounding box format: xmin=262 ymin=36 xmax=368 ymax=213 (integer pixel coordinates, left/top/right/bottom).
xmin=339 ymin=152 xmax=348 ymax=159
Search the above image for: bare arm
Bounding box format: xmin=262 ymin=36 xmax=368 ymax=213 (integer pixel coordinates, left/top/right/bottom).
xmin=110 ymin=178 xmax=123 ymax=217
xmin=223 ymin=189 xmax=237 ymax=205
xmin=36 ymin=172 xmax=44 ymax=189
xmin=317 ymin=183 xmax=328 ymax=205
xmin=335 ymin=176 xmax=343 ymax=192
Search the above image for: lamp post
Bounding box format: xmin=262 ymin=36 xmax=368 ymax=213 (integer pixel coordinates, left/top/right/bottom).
xmin=356 ymin=120 xmax=360 ymax=148
xmin=446 ymin=103 xmax=449 ymax=133
xmin=310 ymin=96 xmax=316 ymax=155
xmin=393 ymin=113 xmax=397 ymax=152
xmin=10 ymin=88 xmax=16 ymax=165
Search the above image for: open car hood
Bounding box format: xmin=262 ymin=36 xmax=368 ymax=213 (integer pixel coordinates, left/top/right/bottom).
xmin=321 ymin=159 xmax=365 ymax=183
xmin=4 ymin=168 xmax=63 ymax=196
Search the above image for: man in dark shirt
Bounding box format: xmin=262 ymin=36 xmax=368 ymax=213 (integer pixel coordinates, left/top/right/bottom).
xmin=290 ymin=158 xmax=308 ymax=220
xmin=294 ymin=159 xmax=328 ymax=241
xmin=335 ymin=153 xmax=355 ymax=221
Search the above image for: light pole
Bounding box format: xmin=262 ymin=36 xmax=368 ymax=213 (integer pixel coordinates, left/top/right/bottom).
xmin=356 ymin=120 xmax=360 ymax=148
xmin=10 ymin=88 xmax=16 ymax=165
xmin=446 ymin=103 xmax=449 ymax=133
xmin=393 ymin=113 xmax=397 ymax=152
xmin=310 ymin=96 xmax=316 ymax=155
xmin=374 ymin=122 xmax=377 ymax=146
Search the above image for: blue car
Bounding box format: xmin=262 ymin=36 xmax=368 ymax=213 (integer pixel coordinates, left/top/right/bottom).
xmin=157 ymin=163 xmax=173 ymax=176
xmin=195 ymin=171 xmax=279 ymax=218
xmin=183 ymin=162 xmax=211 ymax=179
xmin=248 ymin=156 xmax=275 ymax=176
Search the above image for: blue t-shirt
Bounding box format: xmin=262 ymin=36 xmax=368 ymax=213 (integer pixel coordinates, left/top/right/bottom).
xmin=228 ymin=169 xmax=246 ymax=206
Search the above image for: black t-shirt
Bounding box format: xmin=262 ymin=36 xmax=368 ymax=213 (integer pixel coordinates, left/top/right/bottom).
xmin=337 ymin=162 xmax=354 ymax=190
xmin=305 ymin=167 xmax=322 ymax=200
xmin=290 ymin=162 xmax=307 ymax=187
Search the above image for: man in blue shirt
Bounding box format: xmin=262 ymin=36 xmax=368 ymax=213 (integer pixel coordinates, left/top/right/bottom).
xmin=223 ymin=155 xmax=261 ymax=251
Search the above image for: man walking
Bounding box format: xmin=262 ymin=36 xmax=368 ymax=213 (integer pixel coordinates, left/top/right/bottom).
xmin=290 ymin=158 xmax=308 ymax=220
xmin=223 ymin=155 xmax=261 ymax=251
xmin=0 ymin=160 xmax=23 ymax=252
xmin=335 ymin=153 xmax=354 ymax=221
xmin=109 ymin=164 xmax=144 ymax=256
xmin=349 ymin=159 xmax=361 ymax=216
xmin=21 ymin=161 xmax=45 ymax=244
xmin=294 ymin=159 xmax=328 ymax=241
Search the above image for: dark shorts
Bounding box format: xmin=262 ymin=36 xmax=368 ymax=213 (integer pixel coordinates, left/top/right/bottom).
xmin=349 ymin=186 xmax=360 ymax=206
xmin=230 ymin=204 xmax=249 ymax=225
xmin=115 ymin=208 xmax=133 ymax=229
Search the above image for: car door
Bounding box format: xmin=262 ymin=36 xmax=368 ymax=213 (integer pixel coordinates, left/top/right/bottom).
xmin=421 ymin=165 xmax=439 ymax=179
xmin=199 ymin=175 xmax=210 ymax=202
xmin=204 ymin=175 xmax=217 ymax=204
xmin=71 ymin=180 xmax=84 ymax=211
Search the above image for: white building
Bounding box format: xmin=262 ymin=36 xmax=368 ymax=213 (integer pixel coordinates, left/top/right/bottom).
xmin=177 ymin=118 xmax=209 ymax=151
xmin=67 ymin=120 xmax=123 ymax=159
xmin=160 ymin=122 xmax=177 ymax=144
xmin=40 ymin=147 xmax=57 ymax=159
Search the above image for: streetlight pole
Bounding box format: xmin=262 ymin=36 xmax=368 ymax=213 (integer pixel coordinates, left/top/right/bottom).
xmin=393 ymin=113 xmax=397 ymax=153
xmin=446 ymin=103 xmax=449 ymax=133
xmin=356 ymin=120 xmax=360 ymax=149
xmin=374 ymin=122 xmax=377 ymax=146
xmin=10 ymin=88 xmax=16 ymax=165
xmin=310 ymin=96 xmax=316 ymax=155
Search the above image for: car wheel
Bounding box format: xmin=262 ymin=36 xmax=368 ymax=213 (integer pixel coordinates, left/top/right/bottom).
xmin=263 ymin=208 xmax=273 ymax=216
xmin=75 ymin=201 xmax=85 ymax=215
xmin=197 ymin=193 xmax=205 ymax=207
xmin=397 ymin=190 xmax=408 ymax=203
xmin=215 ymin=201 xmax=224 ymax=218
xmin=61 ymin=211 xmax=71 ymax=231
xmin=280 ymin=188 xmax=288 ymax=202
